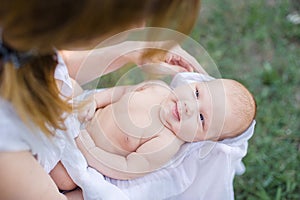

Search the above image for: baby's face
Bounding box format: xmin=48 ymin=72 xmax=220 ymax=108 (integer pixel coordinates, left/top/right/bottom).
xmin=160 ymin=79 xmax=233 ymax=142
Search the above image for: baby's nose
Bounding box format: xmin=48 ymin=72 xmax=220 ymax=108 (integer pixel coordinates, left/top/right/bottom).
xmin=183 ymin=100 xmax=198 ymax=116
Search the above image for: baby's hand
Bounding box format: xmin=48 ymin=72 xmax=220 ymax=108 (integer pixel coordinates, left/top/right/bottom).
xmin=78 ymin=97 xmax=97 ymax=122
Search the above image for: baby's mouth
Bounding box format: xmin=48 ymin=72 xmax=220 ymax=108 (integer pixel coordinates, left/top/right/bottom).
xmin=173 ymin=101 xmax=180 ymax=121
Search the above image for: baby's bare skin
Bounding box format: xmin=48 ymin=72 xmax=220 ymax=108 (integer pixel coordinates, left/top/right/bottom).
xmin=85 ymin=85 xmax=171 ymax=156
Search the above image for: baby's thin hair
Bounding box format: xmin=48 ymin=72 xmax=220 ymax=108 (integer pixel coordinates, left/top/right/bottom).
xmin=227 ymin=79 xmax=257 ymax=136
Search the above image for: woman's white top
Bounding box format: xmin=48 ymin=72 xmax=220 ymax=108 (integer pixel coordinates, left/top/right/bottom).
xmin=0 ymin=55 xmax=129 ymax=200
xmin=0 ymin=55 xmax=79 ymax=173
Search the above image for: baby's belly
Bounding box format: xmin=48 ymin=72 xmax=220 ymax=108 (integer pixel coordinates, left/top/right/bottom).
xmin=93 ymin=131 xmax=150 ymax=157
xmin=114 ymin=132 xmax=150 ymax=154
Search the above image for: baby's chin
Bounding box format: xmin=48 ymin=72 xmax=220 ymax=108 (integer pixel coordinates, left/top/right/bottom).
xmin=177 ymin=133 xmax=194 ymax=142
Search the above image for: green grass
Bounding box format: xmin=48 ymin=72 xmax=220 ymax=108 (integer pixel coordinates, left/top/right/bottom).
xmin=193 ymin=0 xmax=300 ymax=199
xmin=96 ymin=0 xmax=300 ymax=198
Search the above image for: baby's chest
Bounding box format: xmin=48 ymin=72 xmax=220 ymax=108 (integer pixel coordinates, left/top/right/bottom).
xmin=116 ymin=93 xmax=163 ymax=132
xmin=112 ymin=113 xmax=162 ymax=153
xmin=110 ymin=88 xmax=167 ymax=153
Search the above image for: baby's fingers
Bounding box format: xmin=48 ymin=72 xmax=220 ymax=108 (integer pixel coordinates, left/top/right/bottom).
xmin=85 ymin=107 xmax=96 ymax=121
xmin=78 ymin=110 xmax=88 ymax=123
xmin=84 ymin=101 xmax=97 ymax=121
xmin=165 ymin=54 xmax=194 ymax=72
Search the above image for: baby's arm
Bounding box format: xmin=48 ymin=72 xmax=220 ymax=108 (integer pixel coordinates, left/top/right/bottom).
xmin=78 ymin=85 xmax=133 ymax=122
xmin=93 ymin=80 xmax=167 ymax=108
xmin=77 ymin=130 xmax=184 ymax=180
xmin=93 ymin=85 xmax=133 ymax=108
xmin=79 ymin=80 xmax=168 ymax=121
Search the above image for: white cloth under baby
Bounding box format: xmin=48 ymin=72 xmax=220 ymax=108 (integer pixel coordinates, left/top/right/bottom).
xmin=105 ymin=121 xmax=255 ymax=200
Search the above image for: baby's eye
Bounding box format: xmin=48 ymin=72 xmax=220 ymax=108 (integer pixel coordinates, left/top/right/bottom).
xmin=195 ymin=88 xmax=199 ymax=98
xmin=199 ymin=114 xmax=204 ymax=122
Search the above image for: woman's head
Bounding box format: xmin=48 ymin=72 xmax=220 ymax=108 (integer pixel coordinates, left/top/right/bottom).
xmin=0 ymin=0 xmax=201 ymax=53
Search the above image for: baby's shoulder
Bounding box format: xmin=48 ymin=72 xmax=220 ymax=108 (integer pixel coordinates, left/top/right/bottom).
xmin=136 ymin=80 xmax=167 ymax=88
xmin=135 ymin=80 xmax=170 ymax=93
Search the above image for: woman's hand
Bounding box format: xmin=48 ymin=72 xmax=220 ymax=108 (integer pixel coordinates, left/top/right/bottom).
xmin=125 ymin=40 xmax=208 ymax=75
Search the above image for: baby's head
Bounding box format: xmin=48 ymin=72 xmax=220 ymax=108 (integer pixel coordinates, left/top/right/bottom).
xmin=160 ymin=73 xmax=256 ymax=142
xmin=214 ymin=78 xmax=256 ymax=140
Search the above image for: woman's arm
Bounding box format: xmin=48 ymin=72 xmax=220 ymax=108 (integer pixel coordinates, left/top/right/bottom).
xmin=0 ymin=151 xmax=67 ymax=200
xmin=0 ymin=151 xmax=84 ymax=200
xmin=60 ymin=42 xmax=134 ymax=85
xmin=60 ymin=41 xmax=207 ymax=85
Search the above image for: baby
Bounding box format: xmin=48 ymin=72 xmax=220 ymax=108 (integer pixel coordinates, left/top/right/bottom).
xmin=75 ymin=73 xmax=256 ymax=180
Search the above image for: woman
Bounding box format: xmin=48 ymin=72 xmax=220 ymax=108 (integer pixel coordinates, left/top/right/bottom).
xmin=0 ymin=0 xmax=201 ymax=199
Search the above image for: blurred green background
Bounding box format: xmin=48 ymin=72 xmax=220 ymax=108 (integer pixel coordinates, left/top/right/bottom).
xmin=97 ymin=0 xmax=300 ymax=199
xmin=194 ymin=0 xmax=300 ymax=199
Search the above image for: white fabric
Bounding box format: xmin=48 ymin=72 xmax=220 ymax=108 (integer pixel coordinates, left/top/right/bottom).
xmin=55 ymin=55 xmax=74 ymax=98
xmin=0 ymin=55 xmax=78 ymax=173
xmin=170 ymin=72 xmax=215 ymax=87
xmin=106 ymin=121 xmax=255 ymax=200
xmin=60 ymin=130 xmax=129 ymax=200
xmin=55 ymin=56 xmax=129 ymax=200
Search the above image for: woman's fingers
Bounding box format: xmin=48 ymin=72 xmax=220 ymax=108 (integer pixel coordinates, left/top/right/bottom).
xmin=165 ymin=54 xmax=194 ymax=72
xmin=140 ymin=62 xmax=188 ymax=76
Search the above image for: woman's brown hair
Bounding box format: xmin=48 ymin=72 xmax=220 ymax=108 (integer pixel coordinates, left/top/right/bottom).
xmin=0 ymin=0 xmax=201 ymax=136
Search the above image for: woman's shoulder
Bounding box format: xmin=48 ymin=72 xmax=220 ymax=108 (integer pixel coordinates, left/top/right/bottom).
xmin=55 ymin=53 xmax=73 ymax=97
